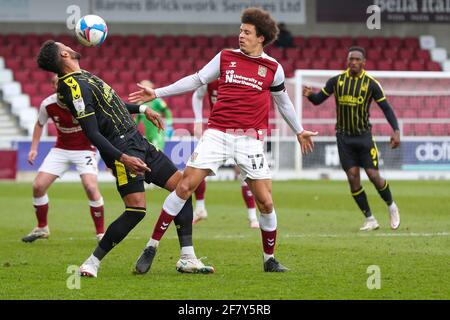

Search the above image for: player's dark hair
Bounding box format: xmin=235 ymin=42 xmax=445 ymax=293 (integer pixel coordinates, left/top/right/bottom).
xmin=37 ymin=40 xmax=62 ymax=74
xmin=241 ymin=7 xmax=279 ymax=47
xmin=348 ymin=46 xmax=366 ymax=58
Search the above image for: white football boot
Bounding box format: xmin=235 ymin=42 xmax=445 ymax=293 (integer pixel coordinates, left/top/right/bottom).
xmin=359 ymin=217 xmax=380 ymax=231
xmin=389 ymin=202 xmax=400 ymax=230
xmin=176 ymin=257 xmax=215 ymax=274
xmin=193 ymin=208 xmax=208 ymax=224
xmin=79 ymin=255 xmax=100 ymax=278
xmin=22 ymin=226 xmax=50 ymax=243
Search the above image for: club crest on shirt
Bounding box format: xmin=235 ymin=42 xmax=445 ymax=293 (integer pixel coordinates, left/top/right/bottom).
xmin=191 ymin=152 xmax=198 ymax=162
xmin=258 ymin=65 xmax=267 ymax=77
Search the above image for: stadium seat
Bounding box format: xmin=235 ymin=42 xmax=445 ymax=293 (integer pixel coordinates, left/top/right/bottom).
xmin=426 ymin=61 xmax=441 ymax=71
xmin=159 ymin=35 xmax=177 ymax=47
xmin=301 ymin=48 xmax=316 ymax=60
xmin=387 ymin=37 xmax=402 ymax=47
xmin=409 ymin=60 xmax=425 ymax=71
xmin=393 ymin=61 xmax=408 ymax=70
xmin=399 ymin=48 xmax=414 ymax=60
xmin=355 ymin=36 xmax=370 ymax=48
xmin=338 ymin=37 xmax=353 ymax=48
xmin=161 ymin=59 xmax=178 ymax=71
xmin=211 ymin=35 xmax=226 ymax=48
xmin=293 ymin=36 xmax=306 ymax=48
xmin=194 ymin=36 xmax=210 ymax=47
xmin=285 ymin=48 xmax=301 ymax=60
xmin=306 ymin=36 xmax=323 ymax=48
xmin=170 ymin=47 xmax=185 ymax=59
xmin=323 ymin=36 xmax=339 ymax=48
xmin=416 ymin=49 xmax=431 ymax=61
xmin=110 ymin=58 xmax=126 ymax=70
xmin=404 ymin=37 xmax=420 ymax=49
xmin=176 ymin=35 xmax=193 ymax=47
xmin=118 ymin=70 xmax=134 ymax=83
xmin=318 ymin=48 xmax=333 ymax=59
xmin=371 ymin=37 xmax=386 ymax=48
xmin=414 ymin=123 xmax=429 ymax=135
xmin=377 ymin=61 xmax=392 ymax=70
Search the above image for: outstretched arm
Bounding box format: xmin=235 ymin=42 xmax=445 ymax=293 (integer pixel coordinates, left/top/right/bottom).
xmin=129 ymin=52 xmax=221 ymax=103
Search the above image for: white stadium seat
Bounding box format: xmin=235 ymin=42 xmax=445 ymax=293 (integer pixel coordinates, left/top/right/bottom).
xmin=419 ymin=35 xmax=436 ymax=50
xmin=430 ymin=48 xmax=447 ymax=63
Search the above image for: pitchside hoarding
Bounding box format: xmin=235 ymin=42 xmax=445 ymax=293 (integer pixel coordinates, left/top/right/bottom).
xmin=317 ymin=0 xmax=450 ymax=23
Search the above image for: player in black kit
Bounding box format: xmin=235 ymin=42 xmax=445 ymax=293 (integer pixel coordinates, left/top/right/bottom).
xmin=37 ymin=40 xmax=214 ymax=277
xmin=303 ymin=47 xmax=401 ymax=231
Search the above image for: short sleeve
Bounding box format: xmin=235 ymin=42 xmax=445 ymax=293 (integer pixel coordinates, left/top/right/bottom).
xmin=371 ymin=79 xmax=386 ymax=103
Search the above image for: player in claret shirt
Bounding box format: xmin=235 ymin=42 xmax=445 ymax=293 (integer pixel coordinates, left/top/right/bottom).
xmin=130 ymin=7 xmax=317 ymax=273
xmin=23 ymin=75 xmax=105 ymax=243
xmin=191 ymin=79 xmax=259 ymax=229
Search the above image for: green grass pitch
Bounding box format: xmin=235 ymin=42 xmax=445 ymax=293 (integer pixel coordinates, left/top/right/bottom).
xmin=0 ymin=180 xmax=449 ymax=299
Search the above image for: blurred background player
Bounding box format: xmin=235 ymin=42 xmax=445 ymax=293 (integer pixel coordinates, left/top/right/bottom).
xmin=192 ymin=80 xmax=259 ymax=228
xmin=303 ymin=47 xmax=400 ymax=231
xmin=135 ymin=80 xmax=174 ymax=151
xmin=22 ymin=75 xmax=105 ymax=243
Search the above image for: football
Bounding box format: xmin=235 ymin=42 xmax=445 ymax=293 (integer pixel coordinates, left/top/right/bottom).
xmin=75 ymin=15 xmax=108 ymax=47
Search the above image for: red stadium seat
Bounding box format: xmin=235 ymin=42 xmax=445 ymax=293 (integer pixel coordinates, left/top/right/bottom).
xmin=211 ymin=35 xmax=226 ymax=48
xmin=176 ymin=35 xmax=193 ymax=47
xmin=142 ymin=35 xmax=157 ymax=46
xmin=143 ymin=59 xmax=160 ymax=72
xmin=224 ymin=35 xmax=238 ymax=48
xmin=327 ymin=60 xmax=345 ymax=70
xmin=306 ymin=36 xmax=323 ymax=48
xmin=403 ymin=37 xmax=419 ymax=49
xmin=338 ymin=37 xmax=353 ymax=48
xmin=126 ymin=35 xmax=142 ymax=47
xmin=416 ymin=49 xmax=431 ymax=61
xmin=293 ymin=36 xmax=306 ymax=48
xmin=430 ymin=124 xmax=447 ymax=136
xmin=203 ymin=47 xmax=218 ymax=60
xmin=402 ymin=109 xmax=418 ymax=118
xmin=178 ymin=59 xmax=195 ymax=73
xmin=364 ymin=60 xmax=376 ymax=70
xmin=311 ymin=60 xmax=327 ymax=70
xmin=426 ymin=61 xmax=441 ymax=71
xmin=403 ymin=123 xmax=415 ymax=135
xmin=159 ymin=35 xmax=177 ymax=47
xmin=399 ymin=48 xmax=414 ymax=60
xmin=414 ymin=123 xmax=429 ymax=135
xmin=161 ymin=59 xmax=178 ymax=71
xmin=409 ymin=60 xmax=425 ymax=71
xmin=22 ymin=83 xmax=39 ymax=96
xmin=301 ymin=48 xmax=316 ymax=59
xmin=393 ymin=60 xmax=408 ymax=70
xmin=285 ymin=48 xmax=301 ymax=60
xmin=355 ymin=36 xmax=370 ymax=48
xmin=186 ymin=47 xmax=201 ymax=58
xmin=367 ymin=50 xmax=381 ymax=60
xmin=294 ymin=60 xmax=311 ymax=70
xmin=31 ymin=72 xmax=49 ymax=82
xmin=110 ymin=58 xmax=126 ymax=70
xmin=377 ymin=61 xmax=392 ymax=70
xmin=387 ymin=37 xmax=402 ymax=47
xmin=323 ymin=36 xmax=339 ymax=48
xmin=371 ymin=36 xmax=386 ymax=48
xmin=127 ymin=57 xmax=144 ymax=71
xmin=194 ymin=36 xmax=210 ymax=47
xmin=334 ymin=48 xmax=348 ymax=59
xmin=152 ymin=47 xmax=168 ymax=59
xmin=317 ymin=48 xmax=333 ymax=59
xmin=101 ymin=71 xmax=117 ymax=84
xmin=118 ymin=71 xmax=135 ymax=83
xmin=418 ymin=109 xmax=435 ymax=118
xmin=170 ymin=47 xmax=185 ymax=59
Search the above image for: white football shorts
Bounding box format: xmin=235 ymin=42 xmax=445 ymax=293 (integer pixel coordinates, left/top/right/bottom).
xmin=187 ymin=129 xmax=271 ymax=180
xmin=38 ymin=148 xmax=98 ymax=177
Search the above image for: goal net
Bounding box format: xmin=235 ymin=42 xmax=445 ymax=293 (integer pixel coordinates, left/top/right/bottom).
xmin=270 ymin=70 xmax=450 ymax=180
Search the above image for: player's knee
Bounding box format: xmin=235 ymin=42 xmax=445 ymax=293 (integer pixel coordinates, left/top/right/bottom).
xmin=32 ymin=180 xmax=47 ymax=196
xmin=84 ymin=183 xmax=99 ymax=199
xmin=257 ymin=198 xmax=273 ymax=213
xmin=176 ymin=180 xmax=196 ymax=199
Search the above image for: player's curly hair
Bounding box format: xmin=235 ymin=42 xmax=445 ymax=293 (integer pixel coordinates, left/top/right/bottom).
xmin=37 ymin=40 xmax=61 ymax=74
xmin=241 ymin=7 xmax=279 ymax=47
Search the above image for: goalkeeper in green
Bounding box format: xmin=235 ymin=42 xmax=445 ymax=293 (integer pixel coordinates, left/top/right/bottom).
xmin=135 ymin=80 xmax=174 ymax=151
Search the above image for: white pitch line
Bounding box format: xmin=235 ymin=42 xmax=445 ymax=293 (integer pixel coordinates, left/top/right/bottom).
xmin=8 ymin=232 xmax=450 ymax=243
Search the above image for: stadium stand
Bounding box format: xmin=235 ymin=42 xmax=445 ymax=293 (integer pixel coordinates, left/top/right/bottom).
xmin=0 ymin=34 xmax=449 ymax=137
